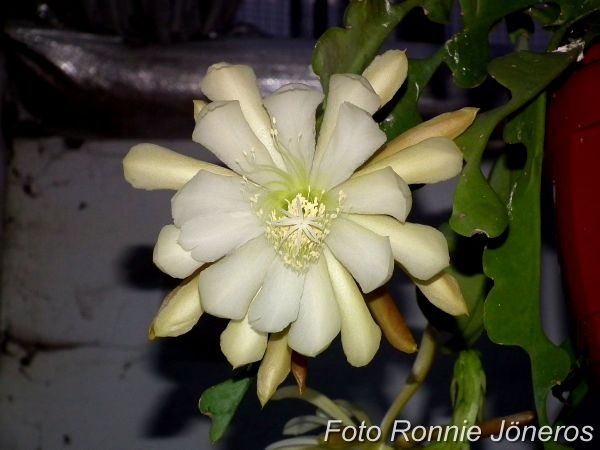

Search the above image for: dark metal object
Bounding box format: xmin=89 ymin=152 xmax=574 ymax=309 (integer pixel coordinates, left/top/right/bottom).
xmin=5 ymin=26 xmax=319 ymax=138
xmin=4 ymin=0 xmax=242 ymax=43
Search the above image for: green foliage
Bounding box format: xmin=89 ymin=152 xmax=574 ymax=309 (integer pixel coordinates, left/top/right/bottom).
xmin=444 ymin=0 xmax=539 ymax=87
xmin=483 ymin=96 xmax=571 ymax=433
xmin=450 ymin=47 xmax=581 ymax=238
xmin=312 ymin=0 xmax=453 ymax=96
xmin=547 ymin=0 xmax=600 ymax=47
xmin=198 ymin=377 xmax=254 ymax=442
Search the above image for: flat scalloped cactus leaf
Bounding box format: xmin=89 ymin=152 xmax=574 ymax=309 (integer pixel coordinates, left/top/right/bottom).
xmin=446 ymin=0 xmax=600 ymax=87
xmin=483 ymin=96 xmax=570 ymax=435
xmin=383 ymin=1 xmax=596 ymax=140
xmin=544 ymin=0 xmax=600 ymax=48
xmin=546 ymin=0 xmax=600 ymax=27
xmin=450 ymin=47 xmax=580 ymax=238
xmin=444 ymin=0 xmax=538 ymax=88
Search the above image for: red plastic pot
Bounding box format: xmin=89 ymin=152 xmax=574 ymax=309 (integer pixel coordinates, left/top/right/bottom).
xmin=547 ymin=44 xmax=600 ymax=378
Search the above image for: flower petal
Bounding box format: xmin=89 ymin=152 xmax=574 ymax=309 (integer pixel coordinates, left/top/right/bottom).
xmin=173 ymin=171 xmax=263 ymax=262
xmin=220 ymin=312 xmax=268 ymax=368
xmin=257 ymin=331 xmax=292 ymax=406
xmin=288 ymin=257 xmax=340 ymax=357
xmin=315 ymin=74 xmax=381 ymax=162
xmin=248 ymin=258 xmax=304 ymax=333
xmin=414 ymin=272 xmax=468 ymax=316
xmin=198 ymin=235 xmax=276 ymax=319
xmin=362 ymin=49 xmax=408 ymax=107
xmin=347 ymin=214 xmax=450 ymax=280
xmin=370 ymin=107 xmax=478 ymax=163
xmin=324 ymin=248 xmax=381 ymax=367
xmin=336 ymin=167 xmax=412 ymax=222
xmin=263 ymin=84 xmax=323 ymax=172
xmin=179 ymin=212 xmax=264 ymax=262
xmin=311 ymin=102 xmax=387 ymax=190
xmin=149 ymin=273 xmax=203 ymax=338
xmin=326 ymin=217 xmax=393 ymax=293
xmin=200 ymin=63 xmax=284 ymax=166
xmin=357 ymin=136 xmax=463 ymax=185
xmin=123 ymin=143 xmax=233 ymax=191
xmin=192 ymin=100 xmax=281 ymax=185
xmin=153 ymin=225 xmax=203 ymax=278
xmin=171 ymin=171 xmax=250 ymax=228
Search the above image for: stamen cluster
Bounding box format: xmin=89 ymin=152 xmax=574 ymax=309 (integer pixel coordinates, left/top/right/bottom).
xmin=265 ymin=193 xmax=339 ymax=272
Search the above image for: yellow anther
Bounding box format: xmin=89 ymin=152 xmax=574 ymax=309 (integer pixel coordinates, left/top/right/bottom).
xmin=263 ymin=193 xmax=338 ymax=272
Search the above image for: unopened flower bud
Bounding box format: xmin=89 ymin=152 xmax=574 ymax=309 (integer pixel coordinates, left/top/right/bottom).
xmin=414 ymin=271 xmax=468 ymax=316
xmin=367 ymin=288 xmax=417 ymax=353
xmin=373 ymin=107 xmax=478 ymax=163
xmin=362 ymin=49 xmax=408 ymax=107
xmin=149 ymin=273 xmax=203 ymax=339
xmin=257 ymin=331 xmax=292 ymax=406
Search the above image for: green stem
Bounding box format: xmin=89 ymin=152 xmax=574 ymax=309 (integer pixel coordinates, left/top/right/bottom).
xmin=271 ymin=386 xmax=355 ymax=426
xmin=378 ymin=326 xmax=437 ymax=446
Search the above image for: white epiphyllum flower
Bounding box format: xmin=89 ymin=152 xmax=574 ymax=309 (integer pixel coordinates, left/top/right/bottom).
xmin=124 ymin=50 xmax=470 ymax=370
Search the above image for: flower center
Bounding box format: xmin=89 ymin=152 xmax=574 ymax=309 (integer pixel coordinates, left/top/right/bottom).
xmin=265 ymin=193 xmax=339 ymax=272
